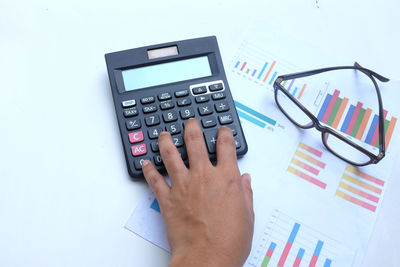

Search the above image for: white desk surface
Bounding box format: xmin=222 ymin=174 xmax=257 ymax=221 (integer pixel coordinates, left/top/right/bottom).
xmin=1 ymin=0 xmax=399 ymax=266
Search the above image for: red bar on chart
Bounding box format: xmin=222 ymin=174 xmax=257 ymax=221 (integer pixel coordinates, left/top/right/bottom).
xmin=240 ymin=62 xmax=247 ymax=71
xmin=309 ymin=240 xmax=323 ymax=267
xmin=345 ymin=102 xmax=363 ymax=135
xmin=370 ymin=110 xmax=388 ymax=146
xmin=293 ymin=248 xmax=305 ymax=267
xmin=277 ymin=223 xmax=300 ymax=267
xmin=321 ymin=90 xmax=340 ymax=123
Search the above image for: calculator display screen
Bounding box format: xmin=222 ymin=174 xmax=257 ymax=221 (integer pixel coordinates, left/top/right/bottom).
xmin=121 ymin=56 xmax=212 ymax=91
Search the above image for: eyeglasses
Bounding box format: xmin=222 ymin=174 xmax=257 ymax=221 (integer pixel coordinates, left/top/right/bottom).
xmin=273 ymin=62 xmax=389 ymax=166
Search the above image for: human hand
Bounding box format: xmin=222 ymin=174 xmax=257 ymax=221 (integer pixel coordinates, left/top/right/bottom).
xmin=142 ymin=118 xmax=254 ymax=267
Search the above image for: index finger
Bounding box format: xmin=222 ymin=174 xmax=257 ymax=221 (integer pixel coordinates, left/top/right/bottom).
xmin=216 ymin=126 xmax=238 ymax=169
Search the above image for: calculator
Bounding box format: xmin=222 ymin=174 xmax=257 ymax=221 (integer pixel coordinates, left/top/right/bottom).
xmin=105 ymin=36 xmax=248 ymax=178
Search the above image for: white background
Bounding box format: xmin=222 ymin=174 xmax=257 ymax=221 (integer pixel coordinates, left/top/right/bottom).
xmin=1 ymin=0 xmax=399 ymax=266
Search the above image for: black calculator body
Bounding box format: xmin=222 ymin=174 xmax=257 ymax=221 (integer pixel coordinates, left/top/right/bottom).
xmin=105 ymin=36 xmax=247 ymax=178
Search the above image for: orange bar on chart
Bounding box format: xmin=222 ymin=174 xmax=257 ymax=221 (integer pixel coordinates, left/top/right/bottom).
xmin=263 ymin=61 xmax=276 ymax=82
xmin=385 ymin=117 xmax=397 ymax=150
xmin=332 ymin=97 xmax=349 ymax=128
xmin=356 ymin=108 xmax=372 ymax=140
xmin=297 ymin=84 xmax=306 ymax=99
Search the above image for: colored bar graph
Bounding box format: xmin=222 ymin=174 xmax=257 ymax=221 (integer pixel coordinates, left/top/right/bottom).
xmin=269 ymin=71 xmax=278 ymax=85
xmin=332 ymin=97 xmax=349 ymax=128
xmin=345 ymin=102 xmax=363 ymax=135
xmin=350 ymin=108 xmax=366 ymax=137
xmin=257 ymin=62 xmax=268 ymax=79
xmin=342 ymin=173 xmax=382 ymax=194
xmin=309 ymin=240 xmax=324 ymax=267
xmin=339 ymin=182 xmax=379 ymax=203
xmin=287 ymin=166 xmax=327 ymax=189
xmin=336 ymin=190 xmax=377 ymax=212
xmin=370 ymin=110 xmax=388 ymax=147
xmin=150 ymin=199 xmax=161 ymax=213
xmin=340 ymin=104 xmax=355 ymax=132
xmin=317 ymin=94 xmax=332 ymax=121
xmin=295 ymin=150 xmax=325 ymax=168
xmin=234 ymin=61 xmax=240 ymax=68
xmin=356 ymin=108 xmax=372 ymax=140
xmin=293 ymin=248 xmax=305 ymax=267
xmin=261 ymin=242 xmax=276 ymax=267
xmin=365 ymin=114 xmax=379 ymax=144
xmin=385 ymin=117 xmax=398 ymax=149
xmin=240 ymin=62 xmax=247 ymax=71
xmin=345 ymin=165 xmax=384 ymax=186
xmin=324 ymin=259 xmax=332 ymax=267
xmin=326 ymin=97 xmax=343 ymax=126
xmin=263 ymin=61 xmax=276 ymax=82
xmin=299 ymin=142 xmax=323 ymax=157
xmin=277 ymin=223 xmax=300 ymax=267
xmin=291 ymin=158 xmax=320 ymax=175
xmin=321 ymin=89 xmax=340 ymax=123
xmin=234 ymin=100 xmax=277 ymax=126
xmin=297 ymin=84 xmax=306 ymax=99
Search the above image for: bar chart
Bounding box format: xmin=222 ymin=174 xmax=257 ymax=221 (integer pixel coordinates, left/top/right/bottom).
xmin=248 ymin=209 xmax=353 ymax=267
xmin=316 ymin=89 xmax=397 ymax=150
xmin=234 ymin=100 xmax=277 ymax=129
xmin=336 ymin=166 xmax=384 ymax=212
xmin=231 ymin=41 xmax=307 ymax=100
xmin=287 ymin=142 xmax=327 ymax=189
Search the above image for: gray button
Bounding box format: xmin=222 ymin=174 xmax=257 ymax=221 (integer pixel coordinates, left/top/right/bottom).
xmin=122 ymin=99 xmax=136 ymax=108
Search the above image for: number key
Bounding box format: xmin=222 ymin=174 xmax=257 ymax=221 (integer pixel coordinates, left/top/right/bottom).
xmin=172 ymin=135 xmax=184 ymax=147
xmin=166 ymin=122 xmax=181 ymax=135
xmin=162 ymin=110 xmax=178 ymax=122
xmin=145 ymin=114 xmax=160 ymax=126
xmin=180 ymin=107 xmax=195 ymax=119
xmin=148 ymin=126 xmax=163 ymax=139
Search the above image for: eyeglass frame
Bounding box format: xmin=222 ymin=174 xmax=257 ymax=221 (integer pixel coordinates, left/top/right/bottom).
xmin=273 ymin=62 xmax=389 ymax=166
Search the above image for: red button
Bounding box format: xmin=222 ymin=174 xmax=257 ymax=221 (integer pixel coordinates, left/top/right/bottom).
xmin=131 ymin=144 xmax=147 ymax=156
xmin=128 ymin=131 xmax=144 ymax=144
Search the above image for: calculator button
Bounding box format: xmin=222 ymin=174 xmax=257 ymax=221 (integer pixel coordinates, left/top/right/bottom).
xmin=123 ymin=107 xmax=138 ymax=117
xmin=126 ymin=119 xmax=141 ymax=130
xmin=192 ymin=86 xmax=207 ymax=95
xmin=218 ymin=113 xmax=233 ymax=125
xmin=151 ymin=141 xmax=159 ymax=152
xmin=212 ymin=92 xmax=225 ymax=100
xmin=180 ymin=107 xmax=195 ymax=119
xmin=158 ymin=92 xmax=172 ymax=101
xmin=145 ymin=114 xmax=160 ymax=126
xmin=160 ymin=100 xmax=175 ymax=110
xmin=154 ymin=154 xmax=163 ymax=166
xmin=223 ymin=125 xmax=237 ymax=136
xmin=141 ymin=96 xmax=155 ymax=104
xmin=122 ymin=99 xmax=136 ymax=108
xmin=128 ymin=131 xmax=144 ymax=144
xmin=209 ymin=83 xmax=223 ymax=92
xmin=175 ymin=90 xmax=189 ymax=97
xmin=234 ymin=137 xmax=241 ymax=149
xmin=131 ymin=143 xmax=147 ymax=157
xmin=201 ymin=116 xmax=217 ymax=128
xmin=178 ymin=147 xmax=188 ymax=160
xmin=134 ymin=157 xmax=150 ymax=170
xmin=148 ymin=127 xmax=163 ymax=139
xmin=215 ymin=101 xmax=229 ymax=112
xmin=195 ymin=95 xmax=210 ymax=103
xmin=143 ymin=104 xmax=157 ymax=113
xmin=198 ymin=104 xmax=213 ymax=116
xmin=172 ymin=136 xmax=184 ymax=147
xmin=177 ymin=98 xmax=191 ymax=107
xmin=166 ymin=123 xmax=181 ymax=135
xmin=203 ymin=130 xmax=218 ymax=153
xmin=162 ymin=111 xmax=178 ymax=122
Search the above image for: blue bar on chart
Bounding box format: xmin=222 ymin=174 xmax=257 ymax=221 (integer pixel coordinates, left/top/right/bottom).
xmin=340 ymin=105 xmax=355 ymax=132
xmin=252 ymin=69 xmax=257 ymax=76
xmin=317 ymin=94 xmax=332 ymax=121
xmin=236 ymin=109 xmax=266 ymax=128
xmin=257 ymin=62 xmax=269 ymax=79
xmin=234 ymin=61 xmax=240 ymax=68
xmin=268 ymin=71 xmax=278 ymax=85
xmin=234 ymin=100 xmax=277 ymax=127
xmin=292 ymin=87 xmax=298 ymax=97
xmin=365 ymin=114 xmax=379 ymax=144
xmin=309 ymin=240 xmax=324 ymax=267
xmin=324 ymin=258 xmax=332 ymax=267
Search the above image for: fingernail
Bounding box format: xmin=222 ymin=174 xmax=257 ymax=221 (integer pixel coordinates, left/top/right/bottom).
xmin=142 ymin=160 xmax=150 ymax=167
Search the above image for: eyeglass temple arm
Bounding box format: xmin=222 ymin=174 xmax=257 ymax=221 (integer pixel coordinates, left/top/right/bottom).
xmin=276 ymin=64 xmax=390 ymax=83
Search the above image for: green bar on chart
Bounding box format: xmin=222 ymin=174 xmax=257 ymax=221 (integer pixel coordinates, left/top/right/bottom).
xmin=351 ymin=108 xmax=366 ymax=137
xmin=327 ymin=97 xmax=342 ymax=126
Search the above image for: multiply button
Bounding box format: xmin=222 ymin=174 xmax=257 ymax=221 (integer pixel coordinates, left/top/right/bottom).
xmin=198 ymin=104 xmax=213 ymax=116
xmin=131 ymin=143 xmax=147 ymax=157
xmin=128 ymin=131 xmax=144 ymax=144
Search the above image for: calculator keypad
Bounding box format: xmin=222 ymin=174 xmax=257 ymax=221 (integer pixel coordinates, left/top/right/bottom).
xmin=121 ymin=80 xmax=245 ymax=174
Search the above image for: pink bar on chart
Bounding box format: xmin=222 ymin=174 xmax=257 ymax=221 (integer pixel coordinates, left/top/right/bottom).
xmin=299 ymin=142 xmax=323 ymax=157
xmin=293 ymin=257 xmax=302 ymax=267
xmin=277 ymin=242 xmax=293 ymax=267
xmin=291 ymin=158 xmax=320 ymax=176
xmin=240 ymin=62 xmax=247 ymax=71
xmin=370 ymin=110 xmax=388 ymax=146
xmin=321 ymin=89 xmax=340 ymax=123
xmin=345 ymin=101 xmax=363 ymax=135
xmin=309 ymin=255 xmax=318 ymax=267
xmin=266 ymin=248 xmax=274 ymax=258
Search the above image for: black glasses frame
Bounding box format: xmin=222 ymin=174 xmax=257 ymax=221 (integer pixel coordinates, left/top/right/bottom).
xmin=273 ymin=62 xmax=389 ymax=166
